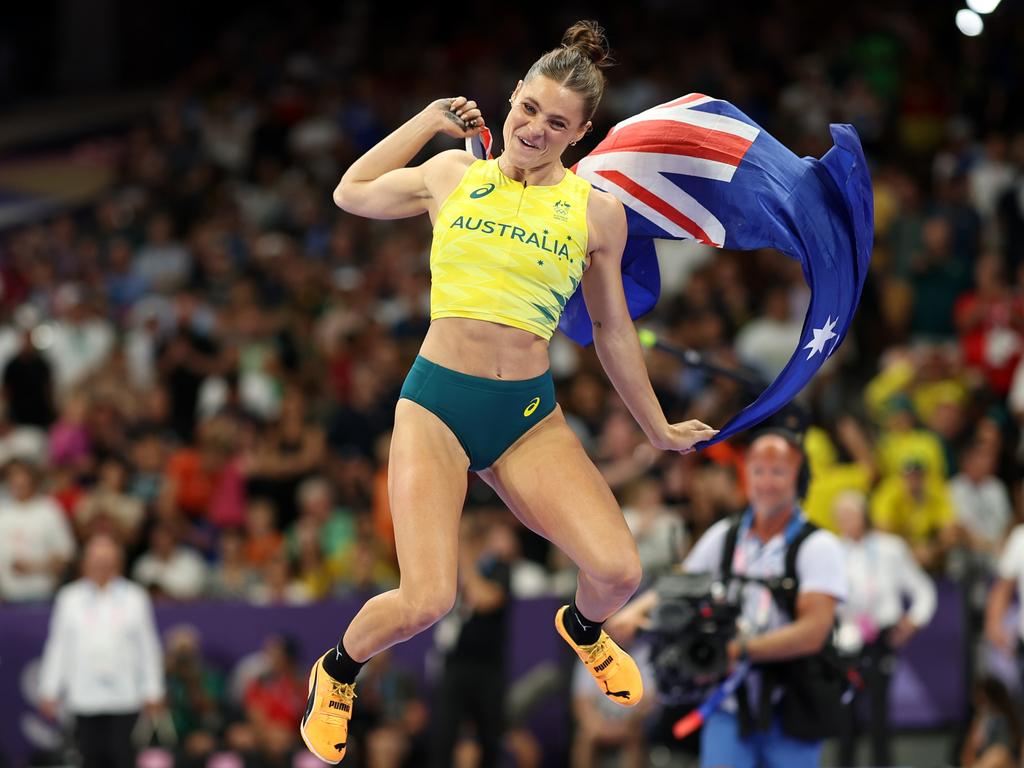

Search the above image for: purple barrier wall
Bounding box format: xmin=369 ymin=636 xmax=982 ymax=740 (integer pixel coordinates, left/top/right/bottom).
xmin=0 ymin=596 xmax=570 ymax=768
xmin=0 ymin=586 xmax=967 ymax=766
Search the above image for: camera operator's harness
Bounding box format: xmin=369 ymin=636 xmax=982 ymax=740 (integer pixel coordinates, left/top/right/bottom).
xmin=717 ymin=509 xmax=850 ymax=741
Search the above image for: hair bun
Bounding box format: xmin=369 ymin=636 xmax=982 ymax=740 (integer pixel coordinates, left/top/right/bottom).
xmin=562 ymin=20 xmax=613 ymax=69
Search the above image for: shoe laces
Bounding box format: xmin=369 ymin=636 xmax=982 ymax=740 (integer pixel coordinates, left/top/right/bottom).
xmin=329 ymin=680 xmax=357 ymax=703
xmin=583 ymin=635 xmax=616 ymax=671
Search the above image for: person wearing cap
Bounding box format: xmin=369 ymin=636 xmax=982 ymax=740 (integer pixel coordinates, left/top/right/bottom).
xmin=870 ymin=454 xmax=957 ymax=571
xmin=607 ymin=430 xmax=847 ymax=768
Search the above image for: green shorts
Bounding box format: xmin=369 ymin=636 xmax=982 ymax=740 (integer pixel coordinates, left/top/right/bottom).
xmin=399 ymin=355 xmax=556 ymax=471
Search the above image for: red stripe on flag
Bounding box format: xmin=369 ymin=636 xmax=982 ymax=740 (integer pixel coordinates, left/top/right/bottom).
xmin=596 ymin=119 xmax=754 ymax=166
xmin=595 ymin=169 xmax=716 ymax=245
xmin=659 ymin=93 xmax=709 ymax=109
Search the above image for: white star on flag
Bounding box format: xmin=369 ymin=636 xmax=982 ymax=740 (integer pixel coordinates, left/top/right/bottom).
xmin=804 ymin=315 xmax=838 ymax=360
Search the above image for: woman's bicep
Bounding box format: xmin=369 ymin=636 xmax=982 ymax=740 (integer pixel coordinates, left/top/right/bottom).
xmin=333 ymin=166 xmax=431 ymax=220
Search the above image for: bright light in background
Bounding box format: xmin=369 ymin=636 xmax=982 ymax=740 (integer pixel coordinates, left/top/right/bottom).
xmin=966 ymin=0 xmax=1000 ymax=13
xmin=956 ymin=8 xmax=984 ymax=36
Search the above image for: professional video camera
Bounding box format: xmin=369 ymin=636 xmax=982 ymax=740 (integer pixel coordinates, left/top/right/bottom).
xmin=645 ymin=571 xmax=741 ymax=705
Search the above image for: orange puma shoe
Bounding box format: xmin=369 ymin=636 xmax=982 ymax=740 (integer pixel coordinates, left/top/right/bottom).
xmin=555 ymin=605 xmax=643 ymax=707
xmin=299 ymin=651 xmax=357 ymax=764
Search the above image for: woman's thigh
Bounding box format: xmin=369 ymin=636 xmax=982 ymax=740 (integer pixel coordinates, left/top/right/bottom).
xmin=387 ymin=398 xmax=470 ymax=592
xmin=477 ymin=406 xmax=638 ymax=576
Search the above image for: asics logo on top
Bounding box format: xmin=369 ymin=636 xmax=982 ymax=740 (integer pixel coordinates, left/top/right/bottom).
xmin=523 ymin=397 xmax=541 ymax=417
xmin=470 ymin=183 xmax=495 ymax=198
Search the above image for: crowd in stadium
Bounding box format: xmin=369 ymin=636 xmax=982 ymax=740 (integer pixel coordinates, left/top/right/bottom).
xmin=1 ymin=2 xmax=1023 ymax=766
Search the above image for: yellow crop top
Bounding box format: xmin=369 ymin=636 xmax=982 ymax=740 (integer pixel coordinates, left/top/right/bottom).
xmin=429 ymin=158 xmax=591 ymax=340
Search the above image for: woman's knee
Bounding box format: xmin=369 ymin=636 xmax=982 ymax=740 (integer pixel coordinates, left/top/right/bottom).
xmin=585 ymin=549 xmax=643 ymax=594
xmin=398 ymin=587 xmax=456 ymax=634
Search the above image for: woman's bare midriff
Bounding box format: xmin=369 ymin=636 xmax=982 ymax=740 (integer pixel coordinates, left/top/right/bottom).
xmin=418 ymin=317 xmax=551 ymax=380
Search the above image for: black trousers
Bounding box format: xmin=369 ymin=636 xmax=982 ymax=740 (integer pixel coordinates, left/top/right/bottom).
xmin=74 ymin=712 xmax=138 ymax=768
xmin=837 ymin=635 xmax=895 ymax=767
xmin=432 ymin=660 xmax=505 ymax=768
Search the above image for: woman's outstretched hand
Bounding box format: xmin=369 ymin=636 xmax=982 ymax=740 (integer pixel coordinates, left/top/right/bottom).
xmin=649 ymin=420 xmax=719 ymax=454
xmin=429 ymin=96 xmax=486 ymax=139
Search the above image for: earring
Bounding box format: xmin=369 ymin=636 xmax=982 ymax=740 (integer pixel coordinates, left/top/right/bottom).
xmin=570 ymin=140 xmax=578 ymax=146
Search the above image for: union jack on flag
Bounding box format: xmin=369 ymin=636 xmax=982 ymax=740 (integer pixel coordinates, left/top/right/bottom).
xmin=473 ymin=94 xmax=873 ymax=445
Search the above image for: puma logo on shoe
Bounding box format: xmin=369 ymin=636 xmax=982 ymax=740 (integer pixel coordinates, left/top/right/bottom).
xmin=603 ymin=681 xmax=630 ymax=700
xmin=328 ymin=700 xmax=350 ymax=712
xmin=594 ymin=656 xmax=614 ymax=673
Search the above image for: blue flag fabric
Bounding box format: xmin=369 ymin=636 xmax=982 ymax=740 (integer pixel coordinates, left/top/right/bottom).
xmin=565 ymin=94 xmax=873 ymax=445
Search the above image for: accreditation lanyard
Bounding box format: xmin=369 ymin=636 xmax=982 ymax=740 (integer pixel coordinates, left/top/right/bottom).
xmin=731 ymin=508 xmax=805 ymax=632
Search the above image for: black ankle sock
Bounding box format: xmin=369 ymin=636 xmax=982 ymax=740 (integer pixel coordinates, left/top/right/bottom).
xmin=563 ymin=600 xmax=603 ymax=646
xmin=320 ymin=640 xmax=365 ymax=684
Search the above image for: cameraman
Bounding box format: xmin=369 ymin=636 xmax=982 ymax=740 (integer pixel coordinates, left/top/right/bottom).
xmin=609 ymin=431 xmax=846 ymax=768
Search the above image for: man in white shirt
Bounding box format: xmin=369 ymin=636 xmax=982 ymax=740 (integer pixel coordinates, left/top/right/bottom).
xmin=0 ymin=459 xmax=76 ymax=602
xmin=985 ymin=523 xmax=1024 ymax=686
xmin=833 ymin=490 xmax=937 ymax=767
xmin=609 ymin=430 xmax=847 ymax=768
xmin=949 ymin=441 xmax=1013 ymax=567
xmin=38 ymin=534 xmax=165 ymax=768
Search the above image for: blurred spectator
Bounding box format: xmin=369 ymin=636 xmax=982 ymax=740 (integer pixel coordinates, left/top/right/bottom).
xmin=960 ymin=677 xmax=1021 ymax=768
xmin=595 ymin=409 xmax=659 ymax=491
xmin=134 ymin=212 xmax=192 ymax=295
xmin=733 ymin=284 xmax=803 ymax=380
xmin=871 ymin=392 xmax=949 ymax=480
xmin=74 ymin=455 xmax=145 ymax=545
xmin=570 ymin=646 xmax=656 ymax=768
xmin=332 ymin=517 xmax=400 ymax=597
xmin=954 ymin=252 xmax=1024 ymax=397
xmin=802 ymin=416 xmax=877 ymax=532
xmin=431 ymin=514 xmax=511 ymax=768
xmin=157 ymin=293 xmax=223 ymax=442
xmin=38 ymin=534 xmax=165 ymax=768
xmin=287 ymin=475 xmax=355 ymax=561
xmin=206 ymin=527 xmax=258 ymax=599
xmin=242 ymin=498 xmax=284 ymax=569
xmin=348 ymin=650 xmax=429 ymax=768
xmin=483 ymin=512 xmax=551 ymax=599
xmin=48 ymin=390 xmax=92 ymax=471
xmin=243 ymin=388 xmax=326 ymax=530
xmin=909 ymin=216 xmax=971 ymax=340
xmin=240 ymin=634 xmax=306 ymax=763
xmin=621 ymin=476 xmax=685 ymax=584
xmin=0 ymin=459 xmax=75 ymax=602
xmin=291 ymin=520 xmax=335 ymax=600
xmin=834 ymin=490 xmax=937 ymax=767
xmin=132 ymin=522 xmax=208 ymax=600
xmin=949 ymin=441 xmax=1013 ymax=570
xmin=163 ymin=416 xmax=245 ymax=529
xmin=164 ymin=624 xmax=225 ymax=768
xmin=248 ymin=552 xmax=313 ymax=606
xmin=2 ymin=328 xmax=55 ymax=428
xmin=986 ymin=523 xmax=1024 ymax=675
xmin=48 ymin=284 xmax=116 ymax=394
xmin=870 ymin=458 xmax=957 ymax=571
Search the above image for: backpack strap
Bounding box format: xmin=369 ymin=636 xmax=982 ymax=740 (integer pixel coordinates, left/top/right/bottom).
xmin=720 ymin=515 xmax=744 ymax=583
xmin=778 ymin=521 xmax=819 ymax=617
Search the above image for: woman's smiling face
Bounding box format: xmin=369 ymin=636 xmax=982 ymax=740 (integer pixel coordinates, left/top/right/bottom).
xmin=502 ymin=76 xmax=589 ymax=170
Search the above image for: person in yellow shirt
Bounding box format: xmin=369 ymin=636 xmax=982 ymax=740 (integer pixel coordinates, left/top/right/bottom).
xmin=870 ymin=458 xmax=957 ymax=571
xmin=802 ymin=416 xmax=877 ymax=532
xmin=299 ymin=21 xmax=718 ymax=764
xmin=873 ymin=394 xmax=949 ymax=480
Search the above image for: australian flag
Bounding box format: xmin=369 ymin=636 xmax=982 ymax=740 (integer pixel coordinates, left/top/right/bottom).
xmin=471 ymin=95 xmax=873 ymax=446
